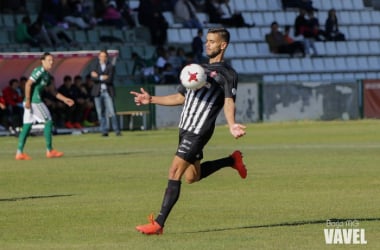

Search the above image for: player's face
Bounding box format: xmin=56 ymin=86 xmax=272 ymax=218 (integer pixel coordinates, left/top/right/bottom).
xmin=42 ymin=55 xmax=54 ymax=71
xmin=205 ymin=33 xmax=227 ymax=59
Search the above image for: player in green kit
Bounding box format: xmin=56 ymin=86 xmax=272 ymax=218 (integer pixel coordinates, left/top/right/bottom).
xmin=15 ymin=52 xmax=74 ymax=160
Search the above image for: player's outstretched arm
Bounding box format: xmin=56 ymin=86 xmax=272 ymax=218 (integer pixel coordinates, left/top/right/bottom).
xmin=224 ymin=97 xmax=246 ymax=139
xmin=130 ymin=88 xmax=185 ymax=106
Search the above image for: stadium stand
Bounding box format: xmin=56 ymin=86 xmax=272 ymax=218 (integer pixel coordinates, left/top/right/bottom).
xmin=1 ymin=0 xmax=380 ymax=83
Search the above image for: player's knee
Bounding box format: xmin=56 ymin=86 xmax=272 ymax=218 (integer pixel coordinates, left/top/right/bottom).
xmin=184 ymin=175 xmax=199 ymax=184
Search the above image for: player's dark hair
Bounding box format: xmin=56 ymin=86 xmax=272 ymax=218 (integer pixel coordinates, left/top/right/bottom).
xmin=208 ymin=27 xmax=230 ymax=44
xmin=74 ymin=75 xmax=82 ymax=81
xmin=40 ymin=52 xmax=52 ymax=60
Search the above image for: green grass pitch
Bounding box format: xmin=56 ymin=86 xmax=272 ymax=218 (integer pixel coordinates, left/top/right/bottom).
xmin=0 ymin=120 xmax=379 ymax=249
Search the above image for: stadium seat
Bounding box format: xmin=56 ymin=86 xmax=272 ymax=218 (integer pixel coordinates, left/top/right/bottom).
xmin=266 ymin=58 xmax=279 ymax=73
xmin=368 ymin=41 xmax=380 ymax=54
xmin=167 ymin=29 xmax=180 ymax=43
xmin=178 ymin=28 xmax=193 ymax=43
xmin=74 ymin=30 xmax=88 ymax=43
xmin=342 ymin=0 xmax=354 ymax=10
xmin=231 ymin=59 xmax=245 ymax=73
xmin=298 ymin=74 xmax=310 ymax=82
xmin=250 ymin=28 xmax=262 ymax=42
xmin=312 ymin=58 xmax=325 ymax=72
xmin=253 ymin=59 xmax=267 ymax=74
xmin=0 ymin=30 xmax=10 ymax=44
xmin=349 ymin=11 xmax=361 ymax=25
xmin=300 ymin=57 xmax=313 ymax=72
xmin=286 ymin=74 xmax=298 ymax=82
xmin=277 ymin=58 xmax=291 ymax=73
xmin=2 ymin=14 xmax=15 ymax=29
xmin=162 ymin=11 xmax=182 ymax=28
xmin=234 ymin=43 xmax=248 ymax=58
xmin=289 ymin=58 xmax=301 ymax=73
xmin=336 ymin=41 xmax=348 ymax=55
xmin=237 ymin=27 xmax=252 ymax=41
xmin=368 ymin=26 xmax=380 ymax=39
xmin=334 ymin=57 xmax=347 ymax=71
xmin=357 ymin=41 xmax=370 ymax=55
xmin=243 ymin=58 xmax=255 ymax=73
xmin=324 ymin=42 xmax=338 ymax=55
xmin=233 ymin=0 xmax=247 ymax=12
xmin=352 ymin=0 xmax=365 ymax=9
xmin=367 ymin=56 xmax=380 ymax=71
xmin=87 ymin=30 xmax=100 ymax=43
xmin=245 ymin=43 xmax=258 ymax=57
xmin=224 ymin=43 xmax=235 ymax=58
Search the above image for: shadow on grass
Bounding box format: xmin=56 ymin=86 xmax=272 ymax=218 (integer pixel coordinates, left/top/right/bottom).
xmin=184 ymin=218 xmax=380 ymax=233
xmin=0 ymin=194 xmax=75 ymax=202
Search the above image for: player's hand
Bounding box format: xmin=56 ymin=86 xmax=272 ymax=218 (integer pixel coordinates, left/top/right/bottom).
xmin=130 ymin=88 xmax=151 ymax=106
xmin=24 ymin=100 xmax=31 ymax=109
xmin=230 ymin=123 xmax=246 ymax=139
xmin=64 ymin=98 xmax=74 ymax=107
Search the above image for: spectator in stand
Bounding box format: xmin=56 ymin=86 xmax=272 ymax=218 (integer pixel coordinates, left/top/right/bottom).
xmin=284 ymin=25 xmax=315 ymax=56
xmin=307 ymin=10 xmax=326 ymax=41
xmin=71 ymin=75 xmax=94 ymax=127
xmin=294 ymin=8 xmax=318 ymax=56
xmin=282 ymin=0 xmax=317 ymax=11
xmin=2 ymin=79 xmax=24 ymax=133
xmin=118 ymin=0 xmax=136 ymax=28
xmin=174 ymin=0 xmax=203 ymax=29
xmin=205 ymin=0 xmax=253 ymax=27
xmin=82 ymin=74 xmax=97 ymax=126
xmin=0 ymin=0 xmax=26 ymax=13
xmin=138 ymin=0 xmax=168 ymax=46
xmin=99 ymin=1 xmax=128 ymax=29
xmin=266 ymin=21 xmax=305 ymax=57
xmin=325 ymin=8 xmax=346 ymax=41
xmin=39 ymin=0 xmax=77 ymax=47
xmin=15 ymin=16 xmax=40 ymax=47
xmin=57 ymin=75 xmax=83 ymax=129
xmin=192 ymin=28 xmax=204 ymax=63
xmin=0 ymin=94 xmax=6 ymax=130
xmin=42 ymin=76 xmax=65 ymax=128
xmin=18 ymin=76 xmax=27 ymax=99
xmin=160 ymin=63 xmax=178 ymax=84
xmin=62 ymin=0 xmax=93 ymax=30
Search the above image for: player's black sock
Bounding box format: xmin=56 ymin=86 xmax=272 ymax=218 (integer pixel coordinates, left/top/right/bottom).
xmin=155 ymin=180 xmax=181 ymax=227
xmin=200 ymin=156 xmax=234 ymax=179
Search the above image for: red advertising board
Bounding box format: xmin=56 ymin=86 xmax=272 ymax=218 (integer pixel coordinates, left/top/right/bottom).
xmin=363 ymin=79 xmax=380 ymax=118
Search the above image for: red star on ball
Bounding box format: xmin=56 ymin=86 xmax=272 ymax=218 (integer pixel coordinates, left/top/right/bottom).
xmin=188 ymin=72 xmax=198 ymax=82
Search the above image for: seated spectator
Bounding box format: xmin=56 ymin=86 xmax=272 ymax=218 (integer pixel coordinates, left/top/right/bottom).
xmin=325 ymin=8 xmax=346 ymax=41
xmin=71 ymin=75 xmax=94 ymax=127
xmin=57 ymin=75 xmax=82 ymax=129
xmin=2 ymin=78 xmax=24 ymax=133
xmin=160 ymin=63 xmax=178 ymax=84
xmin=1 ymin=0 xmax=26 ymax=13
xmin=282 ymin=0 xmax=317 ymax=11
xmin=284 ymin=25 xmax=316 ymax=56
xmin=205 ymin=0 xmax=252 ymax=27
xmin=174 ymin=0 xmax=203 ymax=29
xmin=82 ymin=74 xmax=97 ymax=126
xmin=0 ymin=94 xmax=6 ymax=130
xmin=266 ymin=21 xmax=305 ymax=57
xmin=42 ymin=76 xmax=65 ymax=128
xmin=138 ymin=0 xmax=168 ymax=46
xmin=15 ymin=16 xmax=40 ymax=47
xmin=39 ymin=0 xmax=77 ymax=47
xmin=98 ymin=1 xmax=128 ymax=29
xmin=62 ymin=0 xmax=93 ymax=30
xmin=307 ymin=10 xmax=326 ymax=41
xmin=294 ymin=8 xmax=319 ymax=55
xmin=192 ymin=28 xmax=205 ymax=63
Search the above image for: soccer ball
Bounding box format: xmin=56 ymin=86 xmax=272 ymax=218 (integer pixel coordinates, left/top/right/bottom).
xmin=180 ymin=63 xmax=207 ymax=90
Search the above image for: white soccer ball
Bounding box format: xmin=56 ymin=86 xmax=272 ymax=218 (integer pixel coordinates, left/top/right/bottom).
xmin=180 ymin=63 xmax=207 ymax=90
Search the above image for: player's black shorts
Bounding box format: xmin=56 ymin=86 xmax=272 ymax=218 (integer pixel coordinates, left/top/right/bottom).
xmin=176 ymin=129 xmax=213 ymax=164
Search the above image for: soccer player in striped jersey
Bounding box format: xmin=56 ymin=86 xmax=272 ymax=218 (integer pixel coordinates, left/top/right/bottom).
xmin=130 ymin=28 xmax=247 ymax=235
xmin=15 ymin=52 xmax=74 ymax=160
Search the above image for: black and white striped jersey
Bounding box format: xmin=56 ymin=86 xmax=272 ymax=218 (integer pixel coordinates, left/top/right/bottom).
xmin=177 ymin=62 xmax=238 ymax=136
